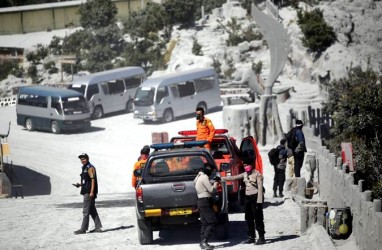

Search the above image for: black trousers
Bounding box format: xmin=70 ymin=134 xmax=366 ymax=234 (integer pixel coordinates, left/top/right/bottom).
xmin=197 ymin=198 xmax=217 ymax=241
xmin=294 ymin=151 xmax=305 ymax=177
xmin=244 ymin=194 xmax=265 ymax=238
xmin=273 ymin=167 xmax=286 ymax=193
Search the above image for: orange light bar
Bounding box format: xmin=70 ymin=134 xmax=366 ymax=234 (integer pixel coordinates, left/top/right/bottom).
xmin=178 ymin=129 xmax=228 ymax=136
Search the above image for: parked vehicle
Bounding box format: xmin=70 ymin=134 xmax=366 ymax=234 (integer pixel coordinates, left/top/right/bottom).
xmin=170 ymin=129 xmax=263 ymax=211
xmin=134 ymin=141 xmax=229 ymax=245
xmin=68 ymin=66 xmax=146 ymax=119
xmin=133 ymin=67 xmax=221 ymax=123
xmin=16 ymin=86 xmax=91 ymax=134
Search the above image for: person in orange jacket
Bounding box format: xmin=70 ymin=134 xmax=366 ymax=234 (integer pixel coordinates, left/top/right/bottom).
xmin=196 ymin=107 xmax=215 ymax=151
xmin=132 ymin=145 xmax=150 ymax=188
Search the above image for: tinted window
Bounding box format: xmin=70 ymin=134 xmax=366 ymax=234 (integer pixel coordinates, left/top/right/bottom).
xmin=68 ymin=84 xmax=86 ymax=96
xmin=156 ymin=86 xmax=169 ymax=104
xmin=108 ymin=80 xmax=125 ymax=94
xmin=147 ymin=155 xmax=207 ymax=177
xmin=61 ymin=96 xmax=89 ymax=115
xmin=18 ymin=94 xmax=47 ymax=108
xmin=51 ymin=97 xmax=62 ymax=114
xmin=125 ymin=76 xmax=142 ymax=89
xmin=178 ymin=81 xmax=195 ymax=97
xmin=195 ymin=77 xmax=214 ymax=92
xmin=86 ymin=84 xmax=99 ymax=100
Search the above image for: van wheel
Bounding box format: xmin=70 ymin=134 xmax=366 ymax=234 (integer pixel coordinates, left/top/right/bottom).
xmin=25 ymin=118 xmax=34 ymax=131
xmin=137 ymin=219 xmax=153 ymax=245
xmin=126 ymin=100 xmax=134 ymax=113
xmin=197 ymin=102 xmax=207 ymax=114
xmin=93 ymin=106 xmax=103 ymax=119
xmin=162 ymin=109 xmax=174 ymax=123
xmin=51 ymin=121 xmax=61 ymax=134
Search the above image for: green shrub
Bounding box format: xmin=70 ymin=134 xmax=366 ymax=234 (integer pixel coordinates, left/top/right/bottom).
xmin=297 ymin=8 xmax=336 ymax=55
xmin=323 ymin=66 xmax=382 ymax=199
xmin=44 ymin=61 xmax=58 ymax=74
xmin=192 ymin=38 xmax=203 ymax=56
xmin=0 ymin=61 xmax=23 ymax=80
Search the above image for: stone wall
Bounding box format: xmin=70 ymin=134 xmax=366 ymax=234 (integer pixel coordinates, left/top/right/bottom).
xmin=304 ymin=126 xmax=382 ymax=250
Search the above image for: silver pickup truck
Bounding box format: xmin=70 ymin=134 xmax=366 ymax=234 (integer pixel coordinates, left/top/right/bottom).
xmin=134 ymin=141 xmax=229 ymax=245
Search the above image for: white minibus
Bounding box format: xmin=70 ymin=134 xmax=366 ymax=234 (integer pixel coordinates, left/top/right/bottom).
xmin=68 ymin=66 xmax=146 ymax=119
xmin=133 ymin=67 xmax=221 ymax=123
xmin=16 ymin=86 xmax=91 ymax=134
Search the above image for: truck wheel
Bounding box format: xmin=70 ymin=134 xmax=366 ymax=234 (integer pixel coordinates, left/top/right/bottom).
xmin=126 ymin=100 xmax=134 ymax=113
xmin=137 ymin=219 xmax=153 ymax=245
xmin=162 ymin=109 xmax=174 ymax=123
xmin=25 ymin=118 xmax=34 ymax=131
xmin=93 ymin=106 xmax=103 ymax=119
xmin=50 ymin=121 xmax=61 ymax=134
xmin=215 ymin=213 xmax=229 ymax=240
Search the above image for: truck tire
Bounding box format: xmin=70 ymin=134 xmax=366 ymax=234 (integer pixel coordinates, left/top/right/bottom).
xmin=162 ymin=109 xmax=174 ymax=123
xmin=93 ymin=106 xmax=103 ymax=119
xmin=215 ymin=213 xmax=229 ymax=240
xmin=137 ymin=219 xmax=153 ymax=245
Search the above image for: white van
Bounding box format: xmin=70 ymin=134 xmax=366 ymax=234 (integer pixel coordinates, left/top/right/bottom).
xmin=68 ymin=66 xmax=146 ymax=119
xmin=16 ymin=86 xmax=91 ymax=134
xmin=133 ymin=67 xmax=221 ymax=123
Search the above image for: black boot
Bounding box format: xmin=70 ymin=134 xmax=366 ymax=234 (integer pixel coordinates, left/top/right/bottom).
xmin=241 ymin=236 xmax=255 ymax=244
xmin=279 ymin=191 xmax=284 ymax=198
xmin=273 ymin=191 xmax=278 ymax=198
xmin=256 ymin=235 xmax=266 ymax=245
xmin=200 ymin=239 xmax=214 ymax=249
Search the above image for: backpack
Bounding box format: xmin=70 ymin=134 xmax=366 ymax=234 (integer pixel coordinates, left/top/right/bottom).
xmin=286 ymin=127 xmax=298 ymax=150
xmin=268 ymin=147 xmax=280 ymax=166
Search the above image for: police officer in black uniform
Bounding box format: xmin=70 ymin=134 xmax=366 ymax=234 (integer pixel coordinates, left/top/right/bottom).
xmin=73 ymin=153 xmax=102 ymax=234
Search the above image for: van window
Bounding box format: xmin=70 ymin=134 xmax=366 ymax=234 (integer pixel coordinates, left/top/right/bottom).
xmin=86 ymin=84 xmax=99 ymax=101
xmin=125 ymin=76 xmax=142 ymax=89
xmin=108 ymin=80 xmax=125 ymax=94
xmin=51 ymin=97 xmax=63 ymax=114
xmin=18 ymin=94 xmax=47 ymax=108
xmin=156 ymin=86 xmax=169 ymax=104
xmin=101 ymin=82 xmax=109 ymax=95
xmin=177 ymin=81 xmax=195 ymax=97
xmin=169 ymin=85 xmax=179 ymax=98
xmin=195 ymin=77 xmax=214 ymax=92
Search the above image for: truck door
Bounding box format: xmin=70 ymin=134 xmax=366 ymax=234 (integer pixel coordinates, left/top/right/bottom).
xmin=239 ymin=136 xmax=263 ymax=174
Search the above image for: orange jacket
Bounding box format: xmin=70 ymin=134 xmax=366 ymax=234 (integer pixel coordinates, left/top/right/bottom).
xmin=196 ymin=117 xmax=215 ymax=143
xmin=132 ymin=155 xmax=148 ymax=188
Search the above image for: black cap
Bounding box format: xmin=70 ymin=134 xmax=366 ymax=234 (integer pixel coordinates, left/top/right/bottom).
xmin=140 ymin=145 xmax=150 ymax=155
xmin=280 ymin=138 xmax=287 ymax=145
xmin=296 ymin=120 xmax=303 ymax=127
xmin=78 ymin=153 xmax=89 ymax=160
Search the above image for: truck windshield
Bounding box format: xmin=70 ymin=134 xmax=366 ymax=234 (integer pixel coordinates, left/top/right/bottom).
xmin=134 ymin=87 xmax=154 ymax=106
xmin=147 ymin=155 xmax=208 ymax=177
xmin=61 ymin=96 xmax=89 ymax=115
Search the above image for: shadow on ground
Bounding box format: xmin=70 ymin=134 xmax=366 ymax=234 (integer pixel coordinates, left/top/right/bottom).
xmin=4 ymin=163 xmax=51 ymax=196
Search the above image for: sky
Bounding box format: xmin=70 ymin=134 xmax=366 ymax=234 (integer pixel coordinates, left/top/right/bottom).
xmin=0 ymin=2 xmax=361 ymax=249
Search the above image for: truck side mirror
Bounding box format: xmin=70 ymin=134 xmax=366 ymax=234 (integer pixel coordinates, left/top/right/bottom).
xmin=220 ymin=163 xmax=230 ymax=172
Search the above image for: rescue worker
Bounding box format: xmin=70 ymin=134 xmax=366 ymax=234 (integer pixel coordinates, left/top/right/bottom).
xmin=196 ymin=107 xmax=215 ymax=151
xmin=194 ymin=163 xmax=219 ymax=250
xmin=273 ymin=139 xmax=288 ymax=198
xmin=132 ymin=145 xmax=150 ymax=188
xmin=73 ymin=153 xmax=102 ymax=234
xmin=221 ymin=164 xmax=266 ymax=245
